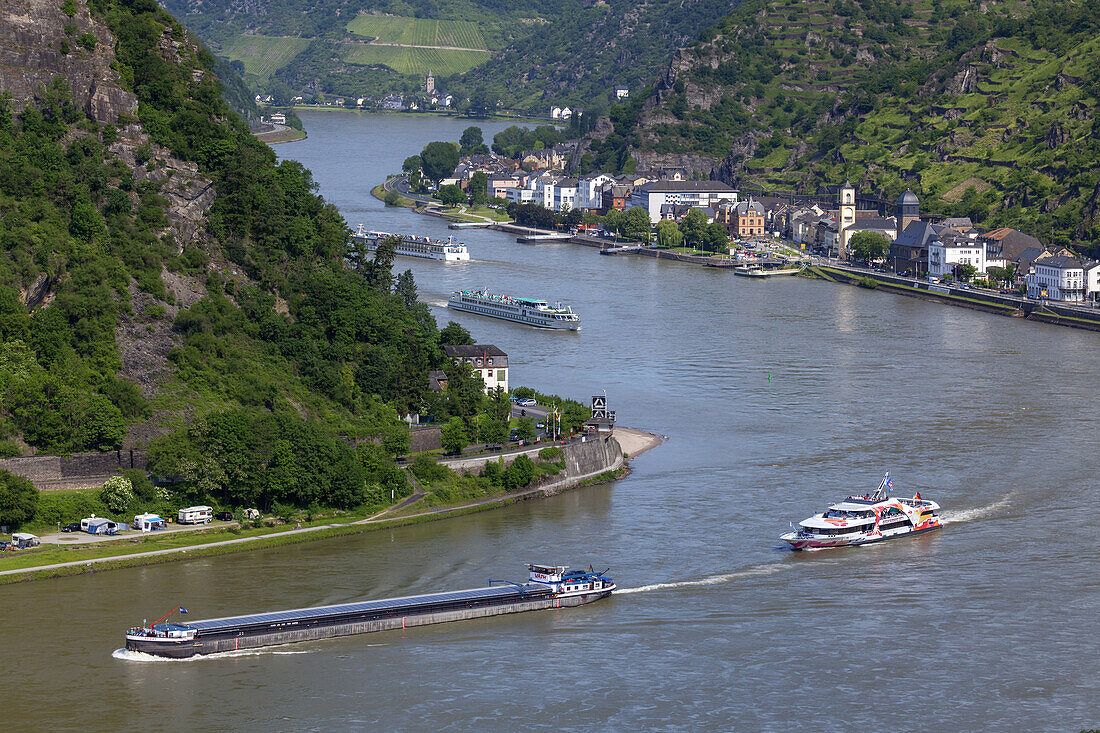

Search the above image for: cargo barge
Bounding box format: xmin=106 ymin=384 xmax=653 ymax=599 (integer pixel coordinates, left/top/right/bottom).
xmin=125 ymin=564 xmax=614 ymax=658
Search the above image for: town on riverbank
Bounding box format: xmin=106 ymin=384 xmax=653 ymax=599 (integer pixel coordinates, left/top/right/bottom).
xmin=384 ymin=125 xmax=1100 ymax=331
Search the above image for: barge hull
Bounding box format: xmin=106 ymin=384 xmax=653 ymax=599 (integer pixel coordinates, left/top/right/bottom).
xmin=127 ymin=591 xmax=609 ymax=658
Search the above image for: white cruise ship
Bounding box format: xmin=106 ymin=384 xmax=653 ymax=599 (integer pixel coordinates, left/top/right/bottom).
xmin=350 ymin=226 xmax=469 ymax=261
xmin=448 ymin=290 xmax=581 ymax=330
xmin=780 ymin=473 xmax=942 ymax=550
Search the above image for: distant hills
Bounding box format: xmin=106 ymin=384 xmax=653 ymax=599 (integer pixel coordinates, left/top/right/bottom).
xmin=586 ymin=0 xmax=1100 ymax=248
xmin=158 ymin=0 xmax=735 ymax=114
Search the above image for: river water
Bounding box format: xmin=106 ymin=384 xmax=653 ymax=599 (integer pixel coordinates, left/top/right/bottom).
xmin=4 ymin=110 xmax=1098 ymax=731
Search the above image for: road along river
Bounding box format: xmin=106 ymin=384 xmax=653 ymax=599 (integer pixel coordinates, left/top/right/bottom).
xmin=2 ymin=110 xmax=1097 ymax=731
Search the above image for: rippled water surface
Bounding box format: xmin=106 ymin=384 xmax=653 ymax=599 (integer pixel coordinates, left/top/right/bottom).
xmin=3 ymin=111 xmax=1098 ymax=731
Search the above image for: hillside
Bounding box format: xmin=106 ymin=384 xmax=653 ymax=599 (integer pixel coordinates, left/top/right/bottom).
xmin=586 ymin=0 xmax=1100 ymax=247
xmin=0 ymin=0 xmax=454 ymax=508
xmin=157 ymin=0 xmax=735 ymax=113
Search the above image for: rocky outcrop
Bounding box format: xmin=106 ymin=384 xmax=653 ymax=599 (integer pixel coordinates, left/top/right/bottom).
xmin=0 ymin=0 xmax=136 ymax=124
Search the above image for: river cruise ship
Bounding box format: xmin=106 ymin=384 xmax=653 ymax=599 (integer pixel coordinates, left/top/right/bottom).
xmin=124 ymin=564 xmax=613 ymax=658
xmin=350 ymin=226 xmax=469 ymax=261
xmin=448 ymin=289 xmax=581 ymax=330
xmin=780 ymin=473 xmax=942 ymax=550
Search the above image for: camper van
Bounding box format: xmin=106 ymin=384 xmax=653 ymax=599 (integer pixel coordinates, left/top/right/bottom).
xmin=133 ymin=513 xmax=166 ymax=532
xmin=10 ymin=532 xmax=39 ymax=549
xmin=178 ymin=506 xmax=213 ymax=525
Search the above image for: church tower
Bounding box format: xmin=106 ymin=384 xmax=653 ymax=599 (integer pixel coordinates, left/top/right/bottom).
xmin=838 ymin=180 xmax=856 ymax=257
xmin=425 ymin=70 xmax=435 ymax=94
xmin=895 ymin=189 xmax=919 ymax=238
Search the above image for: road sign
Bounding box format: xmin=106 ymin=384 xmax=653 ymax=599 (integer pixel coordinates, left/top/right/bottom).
xmin=591 ymin=395 xmax=606 ymax=410
xmin=608 ymin=410 xmax=616 ymax=423
xmin=591 ymin=408 xmax=607 ymax=419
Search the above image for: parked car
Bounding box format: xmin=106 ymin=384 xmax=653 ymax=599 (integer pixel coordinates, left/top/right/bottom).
xmin=61 ymin=523 xmax=81 ymax=533
xmin=517 ymin=397 xmax=536 ymax=407
xmin=214 ymin=511 xmax=233 ymax=521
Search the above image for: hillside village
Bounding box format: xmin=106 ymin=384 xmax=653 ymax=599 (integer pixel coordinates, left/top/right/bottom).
xmin=436 ymin=149 xmax=1100 ymax=304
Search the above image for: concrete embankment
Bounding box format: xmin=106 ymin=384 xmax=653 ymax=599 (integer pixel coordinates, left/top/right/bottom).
xmin=815 ymin=267 xmax=1100 ymax=332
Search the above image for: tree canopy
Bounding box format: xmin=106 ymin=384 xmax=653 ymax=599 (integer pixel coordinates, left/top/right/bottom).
xmin=420 ymin=141 xmax=460 ymax=185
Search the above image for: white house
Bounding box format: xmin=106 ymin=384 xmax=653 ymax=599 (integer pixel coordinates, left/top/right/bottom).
xmin=1027 ymin=256 xmax=1086 ymax=301
xmin=550 ymin=106 xmax=562 ymax=120
xmin=928 ymin=236 xmax=987 ymax=279
xmin=575 ymin=173 xmax=616 ymax=211
xmin=443 ymin=345 xmax=508 ymax=394
xmin=269 ymin=113 xmax=286 ymax=125
xmin=615 ymin=86 xmax=629 ymax=99
xmin=1085 ymin=261 xmax=1100 ymax=302
xmin=629 ymin=180 xmax=738 ymax=223
xmin=553 ymin=178 xmax=578 ymax=211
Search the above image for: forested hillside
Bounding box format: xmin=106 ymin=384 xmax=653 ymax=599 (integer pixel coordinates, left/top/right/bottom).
xmin=0 ymin=0 xmax=462 ymax=508
xmin=587 ymin=0 xmax=1099 ymax=247
xmin=158 ymin=0 xmax=735 ymax=113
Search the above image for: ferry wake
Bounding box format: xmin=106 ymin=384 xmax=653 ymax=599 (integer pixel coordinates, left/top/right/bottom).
xmin=125 ymin=564 xmax=613 ymax=658
xmin=780 ymin=473 xmax=942 ymax=550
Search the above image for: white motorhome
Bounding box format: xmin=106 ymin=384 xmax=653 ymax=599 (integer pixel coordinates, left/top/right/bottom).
xmin=178 ymin=506 xmax=213 ymax=525
xmin=134 ymin=513 xmax=166 ymax=532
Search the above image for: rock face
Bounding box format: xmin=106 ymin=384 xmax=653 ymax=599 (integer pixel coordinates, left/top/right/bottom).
xmin=0 ymin=0 xmax=137 ymax=124
xmin=0 ymin=0 xmax=216 ymax=250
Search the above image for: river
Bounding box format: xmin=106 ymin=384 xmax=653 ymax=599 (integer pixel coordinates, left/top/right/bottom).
xmin=3 ymin=110 xmax=1098 ymax=731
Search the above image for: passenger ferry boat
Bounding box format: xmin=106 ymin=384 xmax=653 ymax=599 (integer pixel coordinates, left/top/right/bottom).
xmin=350 ymin=226 xmax=470 ymax=261
xmin=780 ymin=473 xmax=942 ymax=550
xmin=448 ymin=289 xmax=581 ymax=330
xmin=124 ymin=564 xmax=613 ymax=658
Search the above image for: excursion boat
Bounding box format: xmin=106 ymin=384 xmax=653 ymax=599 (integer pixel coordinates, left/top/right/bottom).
xmin=124 ymin=564 xmax=613 ymax=658
xmin=780 ymin=473 xmax=942 ymax=550
xmin=448 ymin=289 xmax=581 ymax=330
xmin=349 ymin=226 xmax=470 ymax=261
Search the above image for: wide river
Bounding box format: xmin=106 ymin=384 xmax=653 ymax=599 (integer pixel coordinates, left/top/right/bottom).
xmin=5 ymin=111 xmax=1098 ymax=731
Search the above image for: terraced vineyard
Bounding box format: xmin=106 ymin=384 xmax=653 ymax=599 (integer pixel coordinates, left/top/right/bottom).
xmin=220 ymin=35 xmax=312 ymax=82
xmin=340 ymin=44 xmax=490 ymax=77
xmin=346 ymin=15 xmax=490 ymax=50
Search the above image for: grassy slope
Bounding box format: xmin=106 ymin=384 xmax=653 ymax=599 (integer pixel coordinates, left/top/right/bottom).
xmin=219 ymin=35 xmax=312 ymax=82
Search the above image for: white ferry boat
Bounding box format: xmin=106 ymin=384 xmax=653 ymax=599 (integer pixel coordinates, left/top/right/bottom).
xmin=350 ymin=225 xmax=469 ymax=261
xmin=780 ymin=473 xmax=942 ymax=550
xmin=448 ymin=289 xmax=581 ymax=330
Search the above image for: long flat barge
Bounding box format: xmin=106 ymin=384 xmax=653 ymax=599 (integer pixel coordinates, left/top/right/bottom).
xmin=125 ymin=564 xmax=614 ymax=658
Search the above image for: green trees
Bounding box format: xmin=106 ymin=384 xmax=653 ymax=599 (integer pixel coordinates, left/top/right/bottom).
xmin=701 ymin=222 xmax=731 ymax=253
xmin=502 ymin=454 xmax=535 ymax=490
xmin=440 ymin=321 xmax=474 ymax=346
xmin=849 ymin=231 xmax=891 ymax=261
xmin=0 ymin=470 xmax=37 ymax=529
xmin=958 ymin=263 xmax=978 ymax=282
xmin=459 ymin=126 xmax=487 ymax=155
xmin=420 ymin=141 xmax=460 ymax=185
xmin=655 ymin=219 xmax=684 ymax=248
xmin=441 ymin=417 xmax=469 ymax=455
xmin=438 ymin=184 xmax=466 ymax=207
xmin=468 ymin=171 xmax=488 ymax=206
xmin=679 ymin=208 xmax=709 ymax=248
xmin=622 ymin=207 xmax=653 ymax=242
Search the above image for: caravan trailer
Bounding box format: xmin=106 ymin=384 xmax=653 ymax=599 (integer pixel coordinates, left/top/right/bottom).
xmin=177 ymin=506 xmax=213 ymax=525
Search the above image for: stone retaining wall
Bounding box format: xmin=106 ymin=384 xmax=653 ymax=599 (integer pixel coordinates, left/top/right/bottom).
xmin=0 ymin=450 xmax=146 ymax=491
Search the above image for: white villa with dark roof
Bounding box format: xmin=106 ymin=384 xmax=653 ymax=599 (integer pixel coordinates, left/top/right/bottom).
xmin=442 ymin=345 xmax=509 ymax=393
xmin=1027 ymin=256 xmax=1086 ymax=302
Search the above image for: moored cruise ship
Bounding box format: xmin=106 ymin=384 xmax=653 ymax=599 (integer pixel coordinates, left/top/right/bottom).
xmin=780 ymin=473 xmax=942 ymax=550
xmin=448 ymin=289 xmax=581 ymax=330
xmin=350 ymin=225 xmax=469 ymax=261
xmin=124 ymin=564 xmax=614 ymax=658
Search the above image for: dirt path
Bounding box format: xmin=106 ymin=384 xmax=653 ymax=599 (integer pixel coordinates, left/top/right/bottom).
xmin=365 ymin=41 xmax=491 ymax=52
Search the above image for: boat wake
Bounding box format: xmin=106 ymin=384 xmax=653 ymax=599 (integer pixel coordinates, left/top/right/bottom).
xmin=616 ymin=563 xmax=788 ymax=595
xmin=942 ymin=493 xmax=1014 ymax=524
xmin=111 ymin=647 xmax=309 ymax=662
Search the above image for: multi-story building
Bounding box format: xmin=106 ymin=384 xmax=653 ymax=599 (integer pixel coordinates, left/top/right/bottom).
xmin=442 ymin=345 xmax=509 ymax=393
xmin=928 ymin=235 xmax=986 ymax=279
xmin=629 ymin=180 xmax=738 ymax=223
xmin=1027 ymin=256 xmax=1086 ymax=302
